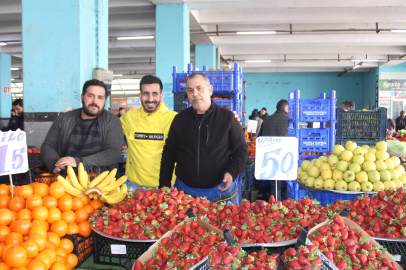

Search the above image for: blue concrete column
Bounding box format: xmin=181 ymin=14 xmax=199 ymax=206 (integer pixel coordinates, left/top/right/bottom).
xmin=195 ymin=44 xmax=217 ymax=70
xmin=156 ymin=3 xmax=190 ymax=110
xmin=0 ymin=53 xmax=12 ymax=123
xmin=22 ymin=0 xmax=108 ymax=147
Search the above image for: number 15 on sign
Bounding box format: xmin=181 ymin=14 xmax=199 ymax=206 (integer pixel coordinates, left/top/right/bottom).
xmin=0 ymin=130 xmax=29 ymax=176
xmin=254 ymin=137 xmax=298 ymax=180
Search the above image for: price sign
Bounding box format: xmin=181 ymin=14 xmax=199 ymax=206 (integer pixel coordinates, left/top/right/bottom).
xmin=2 ymin=86 xmax=10 ymax=94
xmin=255 ymin=137 xmax=298 ymax=180
xmin=0 ymin=130 xmax=29 ymax=176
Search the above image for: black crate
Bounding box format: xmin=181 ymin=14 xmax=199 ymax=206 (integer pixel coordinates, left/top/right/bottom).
xmin=376 ymin=240 xmax=406 ymax=268
xmin=32 ymin=165 xmax=100 ymax=185
xmin=0 ymin=172 xmax=30 ymax=186
xmin=174 ymin=93 xmax=188 ymax=112
xmin=28 ymin=153 xmax=43 ymax=167
xmin=92 ymin=231 xmax=156 ymax=267
xmin=63 ymin=233 xmax=93 ymax=268
xmin=335 ymin=137 xmax=385 ymax=148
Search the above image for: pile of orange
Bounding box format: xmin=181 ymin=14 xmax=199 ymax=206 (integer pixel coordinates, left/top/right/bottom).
xmin=0 ymin=182 xmax=104 ymax=270
xmin=247 ymin=136 xmax=257 ymax=157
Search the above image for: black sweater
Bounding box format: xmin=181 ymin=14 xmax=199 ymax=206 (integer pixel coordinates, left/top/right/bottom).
xmin=261 ymin=110 xmax=289 ymax=136
xmin=159 ymin=101 xmax=248 ymax=189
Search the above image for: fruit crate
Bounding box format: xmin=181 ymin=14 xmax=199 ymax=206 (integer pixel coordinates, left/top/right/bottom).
xmin=235 ymin=174 xmax=243 ymax=205
xmin=244 ymin=162 xmax=255 ymax=191
xmin=308 ymin=190 xmax=369 ymax=206
xmin=28 ymin=153 xmax=43 ymax=167
xmin=336 ymin=107 xmax=388 ymax=139
xmin=31 ymin=165 xmax=100 ymax=185
xmin=172 ymin=63 xmax=243 ymax=94
xmin=288 ymin=90 xmax=337 ymax=122
xmin=62 ymin=233 xmax=92 ymax=268
xmin=287 ymin=181 xmax=309 ymax=200
xmin=173 ymin=92 xmax=188 ymax=112
xmin=288 ymin=128 xmax=336 ymax=153
xmin=0 ymin=172 xmax=31 ymax=186
xmin=298 ymin=154 xmax=326 ymax=166
xmin=375 ymin=240 xmax=406 ymax=267
xmin=335 ymin=137 xmax=384 ymax=147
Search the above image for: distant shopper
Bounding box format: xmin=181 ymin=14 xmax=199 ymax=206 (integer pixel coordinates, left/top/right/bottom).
xmin=260 ymin=107 xmax=269 ymax=120
xmin=248 ymin=109 xmax=259 ymax=120
xmin=396 ymin=110 xmax=406 ymax=131
xmin=340 ymin=100 xmax=355 ymax=110
xmin=248 ymin=109 xmax=263 ymax=137
xmin=117 ymin=107 xmax=126 ymax=118
xmin=1 ymin=99 xmax=24 ymax=131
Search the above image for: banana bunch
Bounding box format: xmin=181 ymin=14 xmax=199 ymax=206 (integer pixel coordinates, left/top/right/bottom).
xmin=56 ymin=163 xmax=128 ymax=205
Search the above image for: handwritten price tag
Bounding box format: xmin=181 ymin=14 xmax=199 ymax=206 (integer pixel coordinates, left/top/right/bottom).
xmin=0 ymin=130 xmax=29 ymax=176
xmin=255 ymin=137 xmax=298 ymax=180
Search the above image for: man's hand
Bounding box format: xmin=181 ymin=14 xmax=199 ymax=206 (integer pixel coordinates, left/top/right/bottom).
xmin=53 ymin=167 xmax=62 ymax=174
xmin=232 ymin=111 xmax=241 ymax=122
xmin=218 ymin=172 xmax=233 ymax=192
xmin=54 ymin=157 xmax=77 ymax=172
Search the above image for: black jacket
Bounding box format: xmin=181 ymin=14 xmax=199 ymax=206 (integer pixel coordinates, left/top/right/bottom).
xmin=1 ymin=115 xmax=23 ymax=132
xmin=396 ymin=116 xmax=406 ymax=131
xmin=159 ymin=101 xmax=248 ymax=189
xmin=260 ymin=113 xmax=269 ymax=120
xmin=261 ymin=110 xmax=289 ymax=136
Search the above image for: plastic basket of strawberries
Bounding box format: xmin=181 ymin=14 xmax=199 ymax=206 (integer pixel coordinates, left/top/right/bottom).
xmin=281 ymin=246 xmax=322 ymax=270
xmin=207 ymin=243 xmax=247 ymax=270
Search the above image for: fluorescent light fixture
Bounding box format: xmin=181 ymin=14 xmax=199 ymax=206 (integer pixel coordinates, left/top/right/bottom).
xmin=237 ymin=31 xmax=276 ymax=35
xmin=117 ymin=36 xmax=154 ymax=40
xmin=245 ymin=60 xmax=272 ymax=63
xmin=10 ymin=68 xmax=19 ymax=70
xmin=0 ymin=42 xmax=6 ymax=46
xmin=351 ymin=59 xmax=381 ymax=62
xmin=353 ymin=65 xmax=361 ymax=70
xmin=11 ymin=78 xmax=14 ymax=81
xmin=391 ymin=30 xmax=406 ymax=33
xmin=113 ymin=74 xmax=123 ymax=77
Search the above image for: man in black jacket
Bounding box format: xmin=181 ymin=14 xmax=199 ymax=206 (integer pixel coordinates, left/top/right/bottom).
xmin=396 ymin=110 xmax=406 ymax=131
xmin=159 ymin=73 xmax=248 ymax=203
xmin=260 ymin=107 xmax=269 ymax=120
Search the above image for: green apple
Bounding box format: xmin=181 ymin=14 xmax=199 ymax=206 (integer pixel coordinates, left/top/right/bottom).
xmin=353 ymin=146 xmax=365 ymax=156
xmin=362 ymin=161 xmax=376 ymax=172
xmin=340 ymin=150 xmax=353 ymax=162
xmin=393 ymin=179 xmax=403 ymax=189
xmin=308 ymin=166 xmax=321 ymax=178
xmin=375 ymin=149 xmax=387 ymax=161
xmin=345 ymin=141 xmax=357 ymax=152
xmin=373 ymin=181 xmax=385 ymax=191
xmin=388 ymin=169 xmax=399 ymax=180
xmin=356 ymin=171 xmax=368 ymax=184
xmin=380 ymin=170 xmax=391 ymax=182
xmin=314 ymin=178 xmax=324 ymax=189
xmin=300 ymin=173 xmax=309 ymax=182
xmin=301 ymin=160 xmax=310 ymax=171
xmin=314 ymin=159 xmax=324 ymax=168
xmin=311 ymin=159 xmax=316 ymax=166
xmin=307 ymin=165 xmax=315 ymax=173
xmin=335 ymin=180 xmax=348 ymax=191
xmin=361 ymin=181 xmax=373 ymax=192
xmin=352 ymin=155 xmax=364 ymax=166
xmin=395 ymin=165 xmax=405 ymax=176
xmin=349 ymin=163 xmax=361 ymax=174
xmin=361 ymin=145 xmax=370 ymax=153
xmin=375 ymin=141 xmax=387 ymax=151
xmin=391 ymin=156 xmax=401 ymax=167
xmin=368 ymin=148 xmax=377 ymax=155
xmin=343 ymin=170 xmax=356 ymax=182
xmin=321 ymin=170 xmax=333 ymax=180
xmin=367 ymin=170 xmax=380 ymax=183
xmin=318 ymin=156 xmax=328 ymax=163
xmin=319 ymin=163 xmax=331 ymax=172
xmin=332 ymin=145 xmax=345 ymax=156
xmin=305 ymin=177 xmax=315 ymax=187
xmin=399 ymin=176 xmax=406 ymax=185
xmin=384 ymin=159 xmax=395 ymax=170
xmin=297 ymin=168 xmax=302 ymax=174
xmin=384 ymin=180 xmax=396 ymax=191
xmin=375 ymin=160 xmax=387 ymax=171
xmin=327 ymin=155 xmax=339 ymax=167
xmin=336 ymin=160 xmax=348 ymax=172
xmin=324 ymin=179 xmax=335 ymax=190
xmin=364 ymin=152 xmax=376 ymax=162
xmin=333 ymin=171 xmax=344 ymax=181
xmin=348 ymin=181 xmax=361 ymax=191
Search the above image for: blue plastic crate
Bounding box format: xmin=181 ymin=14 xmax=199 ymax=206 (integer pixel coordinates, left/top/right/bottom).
xmin=288 ymin=90 xmax=337 ymax=122
xmin=298 ymin=154 xmax=328 ymax=166
xmin=244 ymin=162 xmax=255 ymax=190
xmin=308 ymin=191 xmax=370 ymax=206
xmin=286 ymin=181 xmax=309 ymax=200
xmin=288 ymin=128 xmax=336 ymax=153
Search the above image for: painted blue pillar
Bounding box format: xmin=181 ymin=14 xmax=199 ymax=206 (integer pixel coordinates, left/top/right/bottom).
xmin=22 ymin=0 xmax=108 ymax=147
xmin=195 ymin=44 xmax=217 ymax=70
xmin=0 ymin=53 xmax=12 ymax=125
xmin=156 ymin=3 xmax=190 ymax=110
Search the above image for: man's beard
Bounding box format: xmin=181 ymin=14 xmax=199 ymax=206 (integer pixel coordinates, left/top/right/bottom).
xmin=83 ymin=103 xmax=103 ymax=117
xmin=142 ymin=99 xmax=160 ymax=113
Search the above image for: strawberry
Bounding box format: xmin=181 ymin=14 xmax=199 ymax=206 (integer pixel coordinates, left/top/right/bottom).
xmin=222 ymin=252 xmax=234 ymax=264
xmin=210 ymin=256 xmax=222 ymax=266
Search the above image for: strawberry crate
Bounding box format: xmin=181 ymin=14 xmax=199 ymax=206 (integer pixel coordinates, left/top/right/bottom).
xmin=375 ymin=240 xmax=406 ymax=267
xmin=62 ymin=233 xmax=92 ymax=267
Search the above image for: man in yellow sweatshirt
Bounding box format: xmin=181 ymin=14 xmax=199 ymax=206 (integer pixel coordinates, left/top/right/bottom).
xmin=121 ymin=75 xmax=177 ymax=190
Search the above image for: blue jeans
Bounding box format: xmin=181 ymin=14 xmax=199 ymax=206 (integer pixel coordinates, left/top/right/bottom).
xmin=126 ymin=181 xmax=158 ymax=191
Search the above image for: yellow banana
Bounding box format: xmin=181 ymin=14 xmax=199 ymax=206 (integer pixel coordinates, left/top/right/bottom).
xmin=101 ymin=175 xmax=127 ymax=193
xmin=66 ymin=175 xmax=71 ymax=185
xmin=67 ymin=166 xmax=85 ymax=191
xmin=89 ymin=171 xmax=109 ymax=188
xmin=95 ymin=169 xmax=117 ymax=189
xmin=57 ymin=176 xmax=84 ymax=197
xmin=102 ymin=184 xmax=127 ymax=205
xmin=88 ymin=192 xmax=94 ymax=199
xmin=77 ymin=163 xmax=88 ymax=189
xmin=106 ymin=186 xmax=120 ymax=196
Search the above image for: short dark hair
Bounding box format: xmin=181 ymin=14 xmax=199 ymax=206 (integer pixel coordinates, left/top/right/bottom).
xmin=276 ymin=99 xmax=288 ymax=111
xmin=401 ymin=110 xmax=405 ymax=115
xmin=119 ymin=107 xmax=125 ymax=111
xmin=82 ymin=79 xmax=108 ymax=97
xmin=187 ymin=72 xmax=210 ymax=86
xmin=261 ymin=107 xmax=267 ymax=111
xmin=140 ymin=75 xmax=163 ymax=93
xmin=343 ymin=100 xmax=355 ymax=110
xmin=12 ymin=99 xmax=23 ymax=107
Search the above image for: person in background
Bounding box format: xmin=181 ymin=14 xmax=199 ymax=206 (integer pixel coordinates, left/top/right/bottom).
xmin=248 ymin=109 xmax=263 ymax=137
xmin=41 ymin=79 xmax=123 ymax=174
xmin=248 ymin=109 xmax=259 ymax=120
xmin=1 ymin=99 xmax=24 ymax=131
xmin=396 ymin=110 xmax=406 ymax=131
xmin=159 ymin=72 xmax=248 ymax=204
xmin=388 ymin=112 xmax=395 ymax=133
xmin=117 ymin=107 xmax=126 ymax=118
xmin=260 ymin=107 xmax=269 ymax=120
xmin=340 ymin=100 xmax=355 ymax=110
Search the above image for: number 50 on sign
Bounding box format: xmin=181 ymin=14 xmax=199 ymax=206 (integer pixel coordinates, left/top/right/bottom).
xmin=0 ymin=130 xmax=29 ymax=176
xmin=255 ymin=137 xmax=298 ymax=180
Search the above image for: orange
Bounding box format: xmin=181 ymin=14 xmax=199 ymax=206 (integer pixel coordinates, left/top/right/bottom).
xmin=77 ymin=221 xmax=91 ymax=238
xmin=41 ymin=197 xmax=57 ymax=210
xmin=31 ymin=207 xmax=48 ymax=222
xmin=0 ymin=196 xmax=10 ymax=209
xmin=49 ymin=183 xmax=64 ymax=199
xmin=54 ymin=256 xmax=65 ymax=265
xmin=79 ymin=195 xmax=89 ymax=206
xmin=54 ymin=248 xmax=66 ymax=259
xmin=9 ymin=197 xmax=25 ymax=213
xmin=74 ymin=209 xmax=88 ymax=223
xmin=26 ymin=195 xmax=42 ymax=211
xmin=50 ymin=221 xmax=67 ymax=238
xmin=27 ymin=259 xmax=47 ymax=270
xmin=46 ymin=208 xmax=61 ymax=224
xmin=89 ymin=200 xmax=103 ymax=210
xmin=0 ymin=186 xmax=10 ymax=197
xmin=65 ymin=223 xmax=79 ymax=235
xmin=0 ymin=226 xmax=11 ymax=243
xmin=2 ymin=245 xmax=13 ymax=260
xmin=0 ymin=209 xmax=13 ymax=226
xmin=11 ymin=187 xmax=19 ymax=198
xmin=65 ymin=254 xmax=77 ymax=269
xmin=28 ymin=226 xmax=47 ymax=238
xmin=0 ymin=262 xmax=10 ymax=270
xmin=60 ymin=212 xmax=75 ymax=224
xmin=31 ymin=221 xmax=48 ymax=232
xmin=34 ymin=252 xmax=51 ymax=269
xmin=10 ymin=219 xmax=32 ymax=236
xmin=70 ymin=198 xmax=83 ymax=211
xmin=5 ymin=233 xmax=23 ymax=246
xmin=18 ymin=186 xmax=33 ymax=199
xmin=45 ymin=233 xmax=59 ymax=248
xmin=28 ymin=235 xmax=46 ymax=252
xmin=41 ymin=249 xmax=56 ymax=264
xmin=49 ymin=262 xmax=66 ymax=270
xmin=58 ymin=239 xmax=73 ymax=254
xmin=4 ymin=246 xmax=27 ymax=267
xmin=32 ymin=184 xmax=48 ymax=198
xmin=11 ymin=212 xmax=17 ymax=222
xmin=17 ymin=210 xmax=32 ymax=222
xmin=82 ymin=205 xmax=94 ymax=215
xmin=57 ymin=196 xmax=72 ymax=212
xmin=44 ymin=241 xmax=55 ymax=250
xmin=21 ymin=240 xmax=39 ymax=259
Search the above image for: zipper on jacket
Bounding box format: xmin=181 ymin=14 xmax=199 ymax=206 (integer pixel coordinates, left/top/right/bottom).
xmin=196 ymin=115 xmax=201 ymax=188
xmin=205 ymin=125 xmax=209 ymax=145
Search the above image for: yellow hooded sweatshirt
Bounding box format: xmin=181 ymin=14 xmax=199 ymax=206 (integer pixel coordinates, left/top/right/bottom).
xmin=120 ymin=101 xmax=177 ymax=187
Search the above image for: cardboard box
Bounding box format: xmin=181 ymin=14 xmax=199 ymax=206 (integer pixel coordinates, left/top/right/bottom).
xmin=307 ymin=217 xmax=402 ymax=270
xmin=134 ymin=218 xmax=223 ymax=269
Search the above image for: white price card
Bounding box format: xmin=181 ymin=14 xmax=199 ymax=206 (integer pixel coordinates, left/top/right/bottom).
xmin=111 ymin=244 xmax=127 ymax=255
xmin=0 ymin=130 xmax=28 ymax=176
xmin=255 ymin=137 xmax=298 ymax=180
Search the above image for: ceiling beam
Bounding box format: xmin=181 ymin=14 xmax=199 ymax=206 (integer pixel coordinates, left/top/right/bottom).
xmin=241 ymin=67 xmax=371 ymax=73
xmin=108 ymin=0 xmax=153 ymax=8
xmin=108 ymin=38 xmax=155 ymax=48
xmin=109 ymin=13 xmax=155 ymax=28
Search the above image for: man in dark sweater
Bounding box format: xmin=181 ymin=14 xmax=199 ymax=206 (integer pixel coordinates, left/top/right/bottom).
xmin=159 ymin=73 xmax=248 ymax=204
xmin=41 ymin=79 xmax=123 ymax=174
xmin=260 ymin=107 xmax=269 ymax=120
xmin=396 ymin=110 xmax=406 ymax=131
